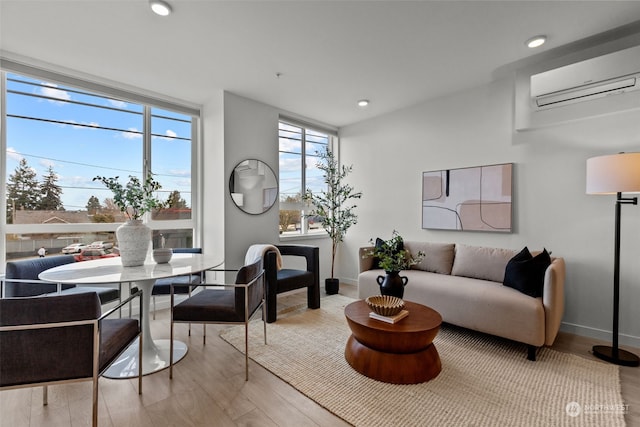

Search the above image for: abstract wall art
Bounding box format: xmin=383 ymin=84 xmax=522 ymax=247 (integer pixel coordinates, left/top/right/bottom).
xmin=422 ymin=163 xmax=512 ymax=232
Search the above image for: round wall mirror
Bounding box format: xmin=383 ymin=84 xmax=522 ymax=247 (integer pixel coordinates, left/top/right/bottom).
xmin=229 ymin=159 xmax=278 ymax=215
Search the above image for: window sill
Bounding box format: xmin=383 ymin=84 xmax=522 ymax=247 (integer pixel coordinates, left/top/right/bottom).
xmin=279 ymin=233 xmax=329 ymax=243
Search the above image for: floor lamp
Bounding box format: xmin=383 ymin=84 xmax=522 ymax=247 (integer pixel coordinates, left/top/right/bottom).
xmin=586 ymin=152 xmax=640 ymax=367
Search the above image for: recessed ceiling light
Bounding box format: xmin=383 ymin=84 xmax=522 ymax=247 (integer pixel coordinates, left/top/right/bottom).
xmin=150 ymin=0 xmax=172 ymax=16
xmin=526 ymin=35 xmax=547 ymax=49
xmin=357 ymin=99 xmax=370 ymax=107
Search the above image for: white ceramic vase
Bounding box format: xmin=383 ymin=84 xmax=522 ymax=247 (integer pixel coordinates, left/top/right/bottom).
xmin=116 ymin=219 xmax=151 ymax=267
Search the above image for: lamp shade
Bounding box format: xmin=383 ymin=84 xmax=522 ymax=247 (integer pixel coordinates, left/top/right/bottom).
xmin=586 ymin=152 xmax=640 ymax=194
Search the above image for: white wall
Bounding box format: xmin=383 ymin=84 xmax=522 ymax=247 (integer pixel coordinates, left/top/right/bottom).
xmin=338 ymin=76 xmax=640 ymax=347
xmin=201 ymin=91 xmax=225 ymax=260
xmin=219 ymin=92 xmax=333 ymax=280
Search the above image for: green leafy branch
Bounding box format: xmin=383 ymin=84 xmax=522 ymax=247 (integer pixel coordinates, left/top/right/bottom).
xmin=93 ymin=173 xmax=164 ymax=220
xmin=365 ymin=230 xmax=425 ymax=273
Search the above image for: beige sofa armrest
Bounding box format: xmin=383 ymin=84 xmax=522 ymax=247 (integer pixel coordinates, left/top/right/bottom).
xmin=359 ymin=246 xmax=375 ymax=273
xmin=543 ymin=257 xmax=565 ymax=346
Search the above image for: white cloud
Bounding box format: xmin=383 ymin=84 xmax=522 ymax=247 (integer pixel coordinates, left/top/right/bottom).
xmin=6 ymin=147 xmax=22 ymax=161
xmin=122 ymin=128 xmax=142 ymax=139
xmin=63 ymin=175 xmax=93 ymax=187
xmin=108 ymin=99 xmax=127 ymax=108
xmin=279 ymin=138 xmax=299 ymax=152
xmin=39 ymin=158 xmax=55 ymax=168
xmin=168 ymin=169 xmax=191 ymax=177
xmin=40 ymin=82 xmax=71 ymax=104
xmin=153 ymin=129 xmax=178 ymax=141
xmin=66 ymin=120 xmax=100 ymax=130
xmin=279 ymin=157 xmax=301 ymax=173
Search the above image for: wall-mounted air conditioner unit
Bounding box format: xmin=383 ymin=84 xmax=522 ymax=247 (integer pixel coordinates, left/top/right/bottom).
xmin=531 ymin=44 xmax=640 ymax=110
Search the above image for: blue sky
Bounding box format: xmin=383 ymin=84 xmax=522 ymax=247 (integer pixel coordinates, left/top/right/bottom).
xmin=278 ymin=123 xmax=328 ymax=200
xmin=5 ymin=73 xmax=193 ymax=211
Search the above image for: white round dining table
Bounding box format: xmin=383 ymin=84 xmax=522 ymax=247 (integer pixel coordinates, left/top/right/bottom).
xmin=39 ymin=253 xmax=223 ymax=378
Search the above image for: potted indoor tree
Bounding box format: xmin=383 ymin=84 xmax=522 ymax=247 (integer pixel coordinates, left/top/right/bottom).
xmin=304 ymin=147 xmax=362 ymax=294
xmin=93 ymin=173 xmax=164 ymax=266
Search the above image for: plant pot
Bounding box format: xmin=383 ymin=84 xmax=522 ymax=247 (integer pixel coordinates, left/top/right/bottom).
xmin=116 ymin=219 xmax=151 ymax=267
xmin=325 ymin=278 xmax=340 ymax=295
xmin=376 ymin=271 xmax=408 ymax=299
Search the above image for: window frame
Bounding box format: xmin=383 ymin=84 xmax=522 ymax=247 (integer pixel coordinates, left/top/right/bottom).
xmin=278 ymin=117 xmax=338 ymax=239
xmin=1 ymin=62 xmax=201 ymax=266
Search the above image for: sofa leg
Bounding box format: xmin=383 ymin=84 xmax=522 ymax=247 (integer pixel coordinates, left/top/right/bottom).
xmin=308 ymin=283 xmax=321 ymax=309
xmin=527 ymin=345 xmax=537 ymax=361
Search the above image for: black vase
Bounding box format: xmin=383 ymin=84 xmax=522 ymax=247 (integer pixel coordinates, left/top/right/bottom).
xmin=376 ymin=271 xmax=408 ymax=299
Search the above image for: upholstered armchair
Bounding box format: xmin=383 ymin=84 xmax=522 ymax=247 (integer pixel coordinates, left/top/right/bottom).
xmin=169 ymin=259 xmax=266 ymax=380
xmin=4 ymin=255 xmax=120 ymax=304
xmin=0 ymin=290 xmax=143 ymax=427
xmin=264 ymin=244 xmax=320 ymax=323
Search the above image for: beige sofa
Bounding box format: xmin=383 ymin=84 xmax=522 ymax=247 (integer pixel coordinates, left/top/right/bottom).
xmin=358 ymin=242 xmax=566 ymax=361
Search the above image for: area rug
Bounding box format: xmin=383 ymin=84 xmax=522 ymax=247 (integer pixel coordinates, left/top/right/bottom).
xmin=220 ymin=295 xmax=626 ymax=426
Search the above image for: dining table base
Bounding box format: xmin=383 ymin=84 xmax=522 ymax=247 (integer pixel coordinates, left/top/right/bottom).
xmin=103 ymin=338 xmax=187 ymax=378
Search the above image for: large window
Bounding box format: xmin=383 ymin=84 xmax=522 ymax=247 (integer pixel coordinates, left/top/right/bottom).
xmin=2 ymin=69 xmax=199 ymax=262
xmin=278 ymin=119 xmax=335 ymax=237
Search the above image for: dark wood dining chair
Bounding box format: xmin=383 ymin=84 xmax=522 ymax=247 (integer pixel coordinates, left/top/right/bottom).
xmin=0 ymin=290 xmax=143 ymax=427
xmin=169 ymin=259 xmax=266 ymax=380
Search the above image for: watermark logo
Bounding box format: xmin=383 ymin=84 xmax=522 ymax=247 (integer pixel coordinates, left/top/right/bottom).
xmin=566 ymin=401 xmax=629 ymax=417
xmin=566 ymin=402 xmax=582 ymax=417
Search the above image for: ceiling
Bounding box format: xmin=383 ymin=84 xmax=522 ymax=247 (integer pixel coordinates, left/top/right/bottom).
xmin=2 ymin=1 xmax=640 ymax=128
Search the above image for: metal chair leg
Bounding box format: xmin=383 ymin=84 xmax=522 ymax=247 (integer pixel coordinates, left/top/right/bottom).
xmin=169 ymin=291 xmax=174 ymax=380
xmin=245 ymin=320 xmax=249 ymax=381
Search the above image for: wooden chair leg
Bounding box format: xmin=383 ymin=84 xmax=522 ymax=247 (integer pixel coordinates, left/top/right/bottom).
xmin=42 ymin=386 xmax=48 ymax=405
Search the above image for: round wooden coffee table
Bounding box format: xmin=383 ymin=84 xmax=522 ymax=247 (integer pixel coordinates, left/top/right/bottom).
xmin=344 ymin=299 xmax=442 ymax=384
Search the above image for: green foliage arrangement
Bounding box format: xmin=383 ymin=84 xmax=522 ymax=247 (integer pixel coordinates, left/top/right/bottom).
xmin=93 ymin=173 xmax=164 ymax=221
xmin=366 ymin=230 xmax=425 ymax=273
xmin=303 ymin=147 xmax=362 ymax=278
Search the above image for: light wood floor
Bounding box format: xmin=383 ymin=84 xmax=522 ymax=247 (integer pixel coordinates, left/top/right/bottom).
xmin=1 ymin=284 xmax=638 ymax=426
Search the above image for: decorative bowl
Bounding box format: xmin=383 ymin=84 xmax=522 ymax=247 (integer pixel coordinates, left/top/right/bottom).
xmin=365 ymin=295 xmax=405 ymax=316
xmin=152 ymin=248 xmax=173 ymax=264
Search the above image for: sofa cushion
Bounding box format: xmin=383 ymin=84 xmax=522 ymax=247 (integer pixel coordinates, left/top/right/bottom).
xmin=357 ymin=269 xmax=546 ymax=347
xmin=503 ymin=247 xmax=551 ymax=297
xmin=404 ymin=241 xmax=455 ymax=275
xmin=451 ymin=244 xmax=516 ymax=283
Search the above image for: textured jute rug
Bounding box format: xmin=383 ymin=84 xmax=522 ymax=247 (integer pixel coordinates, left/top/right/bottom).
xmin=220 ymin=295 xmax=626 ymax=427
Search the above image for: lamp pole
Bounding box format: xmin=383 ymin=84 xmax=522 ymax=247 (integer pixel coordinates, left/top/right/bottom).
xmin=592 ymin=193 xmax=639 ymax=367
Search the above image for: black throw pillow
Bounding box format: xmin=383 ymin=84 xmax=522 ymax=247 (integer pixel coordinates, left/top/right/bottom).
xmin=503 ymin=247 xmax=551 ymax=297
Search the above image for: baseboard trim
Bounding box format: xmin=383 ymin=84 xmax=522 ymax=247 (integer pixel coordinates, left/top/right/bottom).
xmin=560 ymin=322 xmax=640 ymax=349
